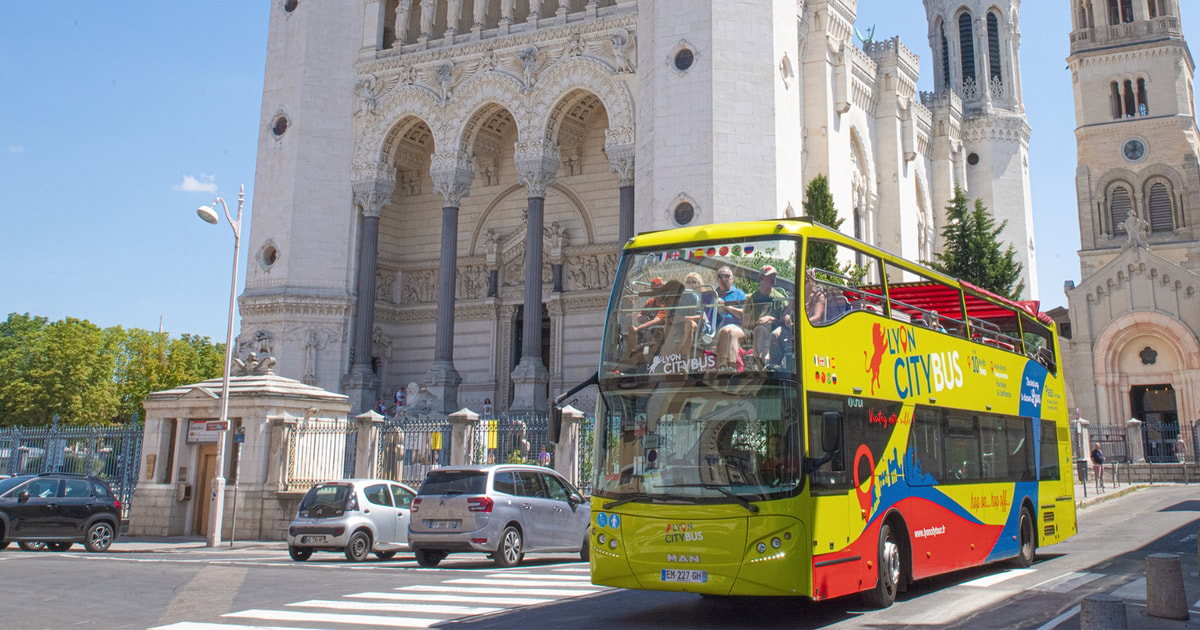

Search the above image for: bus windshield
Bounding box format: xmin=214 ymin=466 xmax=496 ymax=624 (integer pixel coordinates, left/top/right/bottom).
xmin=594 ymin=384 xmax=803 ymax=502
xmin=601 ymin=239 xmax=797 ymax=378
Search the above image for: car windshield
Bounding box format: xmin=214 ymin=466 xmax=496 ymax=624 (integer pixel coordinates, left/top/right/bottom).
xmin=0 ymin=476 xmax=31 ymax=496
xmin=299 ymin=484 xmax=352 ymax=511
xmin=418 ymin=470 xmax=488 ymax=495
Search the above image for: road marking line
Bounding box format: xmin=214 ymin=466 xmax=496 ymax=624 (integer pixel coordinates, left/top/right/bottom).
xmin=400 ymin=584 xmax=603 ymax=597
xmin=444 ymin=577 xmax=602 ymax=588
xmin=484 ymin=572 xmax=593 ymax=581
xmin=288 ymin=599 xmax=500 ymax=615
xmin=1032 ymin=604 xmax=1080 ymax=630
xmin=347 ymin=592 xmax=553 ymax=606
xmin=960 ymin=568 xmax=1037 ymax=587
xmin=152 ymin=623 xmax=335 ymax=630
xmin=1028 ymin=572 xmax=1103 ymax=593
xmin=224 ymin=609 xmax=437 ymax=627
xmin=1108 ymin=577 xmax=1145 ymax=601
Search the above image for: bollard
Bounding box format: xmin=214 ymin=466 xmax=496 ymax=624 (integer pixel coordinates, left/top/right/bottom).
xmin=1080 ymin=593 xmax=1127 ymax=630
xmin=1145 ymin=553 xmax=1190 ymax=620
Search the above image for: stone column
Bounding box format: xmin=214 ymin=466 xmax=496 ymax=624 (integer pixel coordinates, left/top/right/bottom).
xmin=1127 ymin=417 xmax=1145 ymax=463
xmin=426 ymin=152 xmax=474 ymax=414
xmin=449 ymin=408 xmax=481 ymax=466
xmin=353 ymin=410 xmax=385 ymax=478
xmin=606 ymin=137 xmax=635 ymax=243
xmin=554 ymin=405 xmax=584 ymax=488
xmin=265 ymin=414 xmax=298 ymax=491
xmin=344 ymin=176 xmax=394 ymax=414
xmin=510 ymin=140 xmax=559 ymax=412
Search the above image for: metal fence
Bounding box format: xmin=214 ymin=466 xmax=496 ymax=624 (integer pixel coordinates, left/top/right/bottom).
xmin=0 ymin=417 xmax=143 ymax=518
xmin=1090 ymin=421 xmax=1195 ymax=464
xmin=377 ymin=413 xmax=450 ymax=488
xmin=283 ymin=419 xmax=357 ymax=491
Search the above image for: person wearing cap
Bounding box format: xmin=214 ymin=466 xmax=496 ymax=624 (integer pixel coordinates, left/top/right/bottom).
xmin=743 ymin=265 xmax=790 ymax=363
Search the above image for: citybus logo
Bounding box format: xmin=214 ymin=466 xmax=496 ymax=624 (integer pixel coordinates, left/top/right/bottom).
xmin=871 ymin=324 xmax=964 ymax=400
xmin=664 ymin=522 xmax=704 ymax=543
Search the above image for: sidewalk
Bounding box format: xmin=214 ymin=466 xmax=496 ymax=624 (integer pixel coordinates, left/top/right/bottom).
xmin=109 ymin=536 xmax=287 ymax=553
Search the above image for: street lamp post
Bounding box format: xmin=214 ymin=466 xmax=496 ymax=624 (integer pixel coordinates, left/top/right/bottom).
xmin=197 ymin=185 xmax=244 ymax=548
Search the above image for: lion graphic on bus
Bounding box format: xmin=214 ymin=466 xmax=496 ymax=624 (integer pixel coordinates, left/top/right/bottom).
xmin=864 ymin=322 xmax=886 ymax=394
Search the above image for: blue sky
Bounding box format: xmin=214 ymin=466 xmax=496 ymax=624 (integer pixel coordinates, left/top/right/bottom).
xmin=2 ymin=3 xmax=1198 ymax=341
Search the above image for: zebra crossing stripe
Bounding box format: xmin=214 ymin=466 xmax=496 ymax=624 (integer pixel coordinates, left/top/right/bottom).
xmin=443 ymin=577 xmax=602 ymax=589
xmin=287 ymin=599 xmax=502 ymax=615
xmin=345 ymin=591 xmax=553 ymax=606
xmin=400 ymin=584 xmax=600 ymax=597
xmin=224 ymin=609 xmax=436 ymax=627
xmin=1028 ymin=572 xmax=1104 ymax=593
xmin=489 ymin=572 xmax=593 ymax=581
xmin=960 ymin=568 xmax=1037 ymax=588
xmin=151 ymin=623 xmax=332 ymax=630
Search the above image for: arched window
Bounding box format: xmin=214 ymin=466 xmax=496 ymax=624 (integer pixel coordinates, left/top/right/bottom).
xmin=1111 ymin=82 xmax=1123 ymax=118
xmin=1108 ymin=0 xmax=1134 ymax=24
xmin=1110 ymin=186 xmax=1133 ymax=235
xmin=1147 ymin=182 xmax=1174 ymax=232
xmin=959 ymin=13 xmax=976 ymax=85
xmin=940 ymin=24 xmax=952 ymax=89
xmin=1147 ymin=0 xmax=1169 ymax=19
xmin=1124 ymin=80 xmax=1136 ymax=118
xmin=1137 ymin=78 xmax=1149 ymax=116
xmin=987 ymin=13 xmax=1003 ymax=84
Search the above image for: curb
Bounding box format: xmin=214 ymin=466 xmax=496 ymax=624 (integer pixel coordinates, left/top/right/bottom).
xmin=1076 ymin=484 xmax=1144 ymax=509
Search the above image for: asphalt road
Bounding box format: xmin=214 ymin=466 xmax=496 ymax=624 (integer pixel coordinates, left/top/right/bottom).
xmin=1 ymin=485 xmax=1197 ymax=629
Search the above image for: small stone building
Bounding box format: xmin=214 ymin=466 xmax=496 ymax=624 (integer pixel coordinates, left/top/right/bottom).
xmin=129 ymin=361 xmax=352 ymax=540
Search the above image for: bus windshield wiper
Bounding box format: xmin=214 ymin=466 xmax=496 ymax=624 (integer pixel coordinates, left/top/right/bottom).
xmin=603 ymin=493 xmax=649 ymax=510
xmin=661 ymin=484 xmax=760 ymax=513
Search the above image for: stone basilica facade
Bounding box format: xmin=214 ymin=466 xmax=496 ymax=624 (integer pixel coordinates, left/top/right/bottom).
xmin=240 ymin=0 xmax=1039 ymax=414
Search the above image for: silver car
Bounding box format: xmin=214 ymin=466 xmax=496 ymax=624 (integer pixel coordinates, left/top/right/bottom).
xmin=286 ymin=479 xmax=416 ymax=562
xmin=408 ymin=464 xmax=590 ymax=568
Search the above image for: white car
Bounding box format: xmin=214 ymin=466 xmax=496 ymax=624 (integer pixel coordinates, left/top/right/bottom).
xmin=286 ymin=479 xmax=416 ymax=562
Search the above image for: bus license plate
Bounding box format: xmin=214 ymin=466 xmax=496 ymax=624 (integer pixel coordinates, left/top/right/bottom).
xmin=300 ymin=535 xmax=326 ymax=544
xmin=661 ymin=569 xmax=707 ymax=583
xmin=428 ymin=520 xmax=458 ymax=529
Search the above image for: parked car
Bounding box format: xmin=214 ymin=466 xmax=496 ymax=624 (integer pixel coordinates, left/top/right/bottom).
xmin=286 ymin=479 xmax=416 ymax=562
xmin=408 ymin=464 xmax=590 ymax=568
xmin=0 ymin=473 xmax=121 ymax=552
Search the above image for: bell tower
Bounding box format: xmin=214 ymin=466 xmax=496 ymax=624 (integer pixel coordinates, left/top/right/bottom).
xmin=1067 ymin=0 xmax=1200 ymax=274
xmin=923 ymin=0 xmax=1037 ymax=298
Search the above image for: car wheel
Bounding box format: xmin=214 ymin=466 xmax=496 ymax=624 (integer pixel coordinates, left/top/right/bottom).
xmin=0 ymin=540 xmax=8 ymax=551
xmin=414 ymin=548 xmax=444 ymax=568
xmin=288 ymin=546 xmax=313 ymax=561
xmin=47 ymin=542 xmax=72 ymax=552
xmin=375 ymin=550 xmax=397 ymax=560
xmin=1012 ymin=507 xmax=1036 ymax=568
xmin=344 ymin=530 xmax=371 ymax=562
xmin=494 ymin=525 xmax=524 ymax=568
xmin=862 ymin=522 xmax=901 ymax=608
xmin=19 ymin=541 xmax=47 ymax=552
xmin=85 ymin=522 xmax=115 ymax=553
xmin=580 ymin=535 xmax=590 ymax=562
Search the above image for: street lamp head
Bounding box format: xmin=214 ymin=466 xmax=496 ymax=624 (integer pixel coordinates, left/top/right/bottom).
xmin=197 ymin=205 xmax=220 ymax=224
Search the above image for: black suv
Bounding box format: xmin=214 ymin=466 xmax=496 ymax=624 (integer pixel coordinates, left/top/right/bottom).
xmin=0 ymin=473 xmax=121 ymax=552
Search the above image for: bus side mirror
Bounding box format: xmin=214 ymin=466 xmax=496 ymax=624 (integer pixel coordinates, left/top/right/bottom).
xmin=822 ymin=411 xmax=842 ymax=454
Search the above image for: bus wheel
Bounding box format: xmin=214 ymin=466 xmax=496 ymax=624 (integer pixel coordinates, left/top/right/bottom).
xmin=862 ymin=522 xmax=901 ymax=608
xmin=1013 ymin=508 xmax=1035 ymax=568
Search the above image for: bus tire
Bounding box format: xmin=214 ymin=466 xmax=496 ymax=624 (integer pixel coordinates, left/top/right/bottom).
xmin=1012 ymin=507 xmax=1035 ymax=568
xmin=862 ymin=522 xmax=901 ymax=609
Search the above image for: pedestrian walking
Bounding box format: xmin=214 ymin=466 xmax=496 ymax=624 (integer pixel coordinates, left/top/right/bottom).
xmin=1175 ymin=434 xmax=1187 ymax=463
xmin=1090 ymin=443 xmax=1106 ymax=492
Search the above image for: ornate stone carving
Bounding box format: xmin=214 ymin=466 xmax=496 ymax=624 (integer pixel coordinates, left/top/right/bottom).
xmin=606 ymin=141 xmax=635 ymax=186
xmin=376 ymin=268 xmax=397 ymax=303
xmin=610 ymin=27 xmax=635 ymax=73
xmin=456 ymin=264 xmax=488 ymax=300
xmin=238 ymin=329 xmax=275 ymax=358
xmin=355 ymin=74 xmax=379 ymax=117
xmin=352 ymin=176 xmax=396 ymax=218
xmin=401 ymin=269 xmax=439 ymax=303
xmin=429 ymin=150 xmax=475 ymax=206
xmin=517 ymin=46 xmax=548 ymax=91
xmin=372 ymin=326 xmax=393 ymax=359
xmin=515 ymin=140 xmax=560 ymax=197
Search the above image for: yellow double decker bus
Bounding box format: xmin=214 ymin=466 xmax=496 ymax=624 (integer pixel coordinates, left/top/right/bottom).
xmin=572 ymin=219 xmax=1075 ymax=606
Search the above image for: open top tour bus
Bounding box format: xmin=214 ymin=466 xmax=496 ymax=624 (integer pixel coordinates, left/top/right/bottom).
xmin=564 ymin=218 xmax=1075 ymax=606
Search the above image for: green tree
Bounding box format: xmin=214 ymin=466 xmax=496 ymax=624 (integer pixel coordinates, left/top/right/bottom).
xmin=0 ymin=313 xmax=223 ymax=427
xmin=927 ymin=187 xmax=1025 ymax=300
xmin=802 ymin=174 xmax=844 ymax=274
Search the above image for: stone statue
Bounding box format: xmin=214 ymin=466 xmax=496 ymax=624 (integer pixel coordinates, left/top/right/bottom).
xmin=355 ymin=75 xmax=377 ymax=117
xmin=1120 ymin=213 xmax=1150 ymax=251
xmin=610 ymin=28 xmax=635 ymax=73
